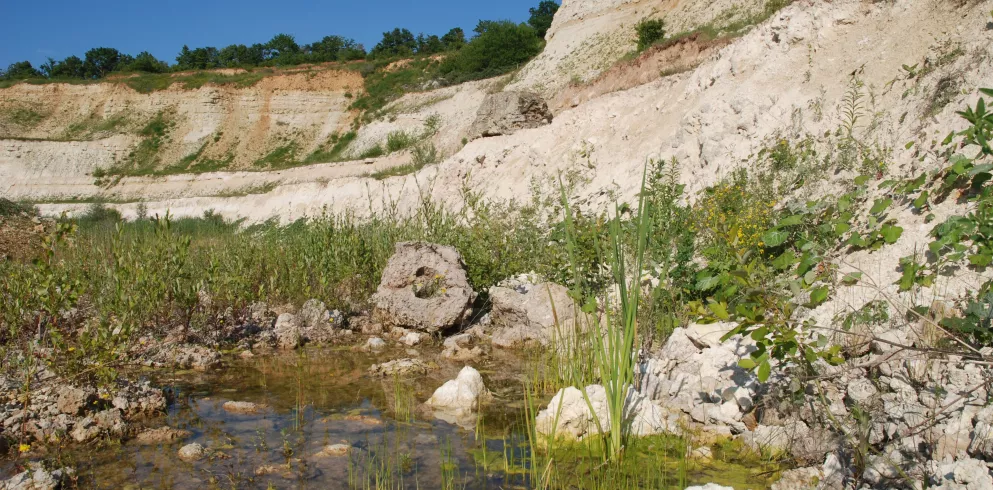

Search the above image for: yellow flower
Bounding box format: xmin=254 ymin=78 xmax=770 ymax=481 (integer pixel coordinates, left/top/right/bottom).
xmin=68 ymin=347 xmax=76 ymax=352
xmin=18 ymin=444 xmax=30 ymax=453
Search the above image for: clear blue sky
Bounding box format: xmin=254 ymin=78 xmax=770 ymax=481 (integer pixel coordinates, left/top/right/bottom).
xmin=0 ymin=0 xmax=550 ymax=69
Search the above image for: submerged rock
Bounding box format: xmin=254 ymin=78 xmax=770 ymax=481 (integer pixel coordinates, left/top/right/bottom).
xmin=222 ymin=401 xmax=264 ymax=414
xmin=442 ymin=333 xmax=484 ymax=361
xmin=369 ymin=358 xmax=430 ymax=378
xmin=371 ymin=242 xmax=475 ymax=333
xmin=315 ymin=443 xmax=351 ymax=457
xmin=178 ymin=443 xmax=206 ymax=462
xmin=134 ymin=427 xmax=192 ymax=445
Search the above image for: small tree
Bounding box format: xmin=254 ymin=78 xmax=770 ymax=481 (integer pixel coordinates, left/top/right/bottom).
xmin=441 ymin=28 xmax=467 ymax=51
xmin=370 ymin=28 xmax=417 ymax=59
xmin=528 ymin=0 xmax=560 ymax=39
xmin=635 ymin=19 xmax=666 ymax=51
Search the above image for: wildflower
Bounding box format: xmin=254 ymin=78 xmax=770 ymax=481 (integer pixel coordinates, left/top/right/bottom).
xmin=68 ymin=347 xmax=76 ymax=352
xmin=18 ymin=443 xmax=30 ymax=453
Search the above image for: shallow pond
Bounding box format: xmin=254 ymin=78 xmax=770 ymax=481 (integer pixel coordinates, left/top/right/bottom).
xmin=5 ymin=347 xmax=782 ymax=489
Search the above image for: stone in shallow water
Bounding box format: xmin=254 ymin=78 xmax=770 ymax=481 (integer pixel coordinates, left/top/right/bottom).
xmin=425 ymin=366 xmax=490 ymax=417
xmin=222 ymin=401 xmax=263 ymax=414
xmin=315 ymin=443 xmax=351 ymax=457
xmin=178 ymin=443 xmax=206 ymax=462
xmin=368 ymin=358 xmax=430 ymax=377
xmin=134 ymin=427 xmax=192 ymax=445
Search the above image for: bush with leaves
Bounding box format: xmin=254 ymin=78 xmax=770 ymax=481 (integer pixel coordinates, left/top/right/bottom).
xmin=635 ymin=19 xmax=666 ymax=51
xmin=439 ymin=21 xmax=544 ymax=84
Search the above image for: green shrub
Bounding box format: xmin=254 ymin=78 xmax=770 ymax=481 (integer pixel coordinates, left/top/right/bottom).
xmin=386 ymin=131 xmax=415 ymax=153
xmin=635 ymin=19 xmax=667 ymax=51
xmin=0 ymin=199 xmax=33 ymax=217
xmin=439 ymin=21 xmax=543 ymax=84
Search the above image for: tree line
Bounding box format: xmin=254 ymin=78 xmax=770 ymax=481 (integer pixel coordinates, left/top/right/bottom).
xmin=0 ymin=1 xmax=559 ymax=82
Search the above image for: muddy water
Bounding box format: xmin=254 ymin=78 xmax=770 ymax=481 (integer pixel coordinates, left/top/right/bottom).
xmin=16 ymin=348 xmax=779 ymax=489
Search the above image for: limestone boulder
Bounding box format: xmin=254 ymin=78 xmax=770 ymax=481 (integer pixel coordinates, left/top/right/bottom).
xmin=426 ymin=366 xmax=489 ymax=414
xmin=490 ymin=281 xmax=580 ymax=348
xmin=372 ymin=242 xmax=475 ymax=333
xmin=535 ymin=385 xmax=677 ymax=440
xmin=468 ymin=92 xmax=553 ymax=140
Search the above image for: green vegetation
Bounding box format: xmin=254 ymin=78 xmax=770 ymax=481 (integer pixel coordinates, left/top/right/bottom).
xmin=0 ymin=104 xmax=46 ymax=128
xmin=635 ymin=19 xmax=667 ymax=51
xmin=303 ymin=131 xmax=358 ymax=164
xmin=0 ymin=198 xmax=34 ymax=217
xmin=253 ymin=143 xmax=299 ymax=170
xmin=439 ymin=21 xmax=544 ymax=85
xmin=528 ymin=1 xmax=561 ymax=39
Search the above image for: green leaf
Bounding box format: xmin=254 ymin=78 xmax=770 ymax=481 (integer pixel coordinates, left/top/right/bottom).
xmin=750 ymin=327 xmax=769 ymax=341
xmin=913 ymin=191 xmax=929 ymax=210
xmin=757 ymin=360 xmax=771 ymax=382
xmin=809 ymin=286 xmax=829 ymax=306
xmin=772 ymin=251 xmax=799 ymax=270
xmin=880 ymin=225 xmax=904 ymax=244
xmin=969 ymin=254 xmax=993 ymax=268
xmin=905 ymin=141 xmax=915 ymax=149
xmin=942 ymin=131 xmax=956 ymax=146
xmin=777 ymin=215 xmax=804 ymax=227
xmin=696 ymin=275 xmax=721 ymax=291
xmin=762 ymin=229 xmax=789 ymax=247
xmin=738 ymin=358 xmax=756 ymax=369
xmin=980 ymin=88 xmax=993 ymax=97
xmin=709 ymin=301 xmax=730 ymax=321
xmin=834 ymin=222 xmax=852 ymax=236
xmin=854 ymin=175 xmax=871 ymax=186
xmin=847 ymin=233 xmax=868 ymax=248
xmin=842 ymin=272 xmax=863 ymax=285
xmin=870 ymin=198 xmax=893 ymax=215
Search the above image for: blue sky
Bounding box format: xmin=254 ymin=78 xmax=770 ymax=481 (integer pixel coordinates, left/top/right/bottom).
xmin=0 ymin=0 xmax=549 ymax=69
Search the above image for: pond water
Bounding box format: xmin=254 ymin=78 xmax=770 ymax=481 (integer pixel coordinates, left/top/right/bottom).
xmin=5 ymin=347 xmax=781 ymax=489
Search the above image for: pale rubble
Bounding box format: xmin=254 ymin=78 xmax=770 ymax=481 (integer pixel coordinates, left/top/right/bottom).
xmin=0 ymin=465 xmax=73 ymax=490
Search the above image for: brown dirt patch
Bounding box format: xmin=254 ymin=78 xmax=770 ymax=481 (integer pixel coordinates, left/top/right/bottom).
xmin=551 ymin=33 xmax=732 ymax=112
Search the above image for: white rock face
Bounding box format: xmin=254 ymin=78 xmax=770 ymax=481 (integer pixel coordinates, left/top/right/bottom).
xmin=535 ymin=384 xmax=677 ymax=440
xmin=425 ymin=366 xmax=490 ymax=418
xmin=929 ymin=457 xmax=993 ymax=490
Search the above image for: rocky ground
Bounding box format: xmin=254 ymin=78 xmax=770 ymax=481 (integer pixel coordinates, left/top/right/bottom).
xmin=3 ymin=240 xmax=992 ymax=489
